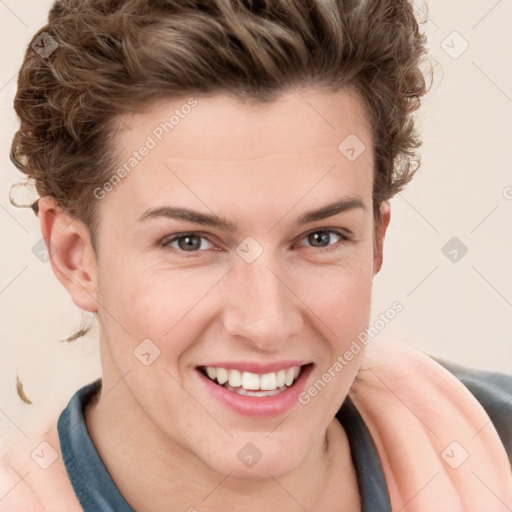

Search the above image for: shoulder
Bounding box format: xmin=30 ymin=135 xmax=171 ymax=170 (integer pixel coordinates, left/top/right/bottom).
xmin=0 ymin=426 xmax=82 ymax=512
xmin=431 ymin=356 xmax=512 ymax=462
xmin=0 ymin=437 xmax=45 ymax=512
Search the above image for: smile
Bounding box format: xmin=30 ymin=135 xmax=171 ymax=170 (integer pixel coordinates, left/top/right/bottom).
xmin=199 ymin=365 xmax=302 ymax=397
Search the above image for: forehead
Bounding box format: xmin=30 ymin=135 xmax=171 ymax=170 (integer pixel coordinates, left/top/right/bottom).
xmin=101 ymin=88 xmax=374 ymax=223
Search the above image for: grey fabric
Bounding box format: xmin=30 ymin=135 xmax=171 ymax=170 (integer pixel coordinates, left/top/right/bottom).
xmin=57 ymin=357 xmax=512 ymax=510
xmin=58 ymin=378 xmax=135 ymax=512
xmin=432 ymin=356 xmax=512 ymax=462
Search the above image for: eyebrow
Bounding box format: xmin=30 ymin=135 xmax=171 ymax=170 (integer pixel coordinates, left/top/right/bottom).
xmin=138 ymin=196 xmax=367 ymax=231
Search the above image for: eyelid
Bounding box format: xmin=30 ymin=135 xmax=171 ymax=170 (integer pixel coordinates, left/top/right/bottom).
xmin=159 ymin=227 xmax=353 ymax=255
xmin=299 ymin=226 xmax=353 ymax=241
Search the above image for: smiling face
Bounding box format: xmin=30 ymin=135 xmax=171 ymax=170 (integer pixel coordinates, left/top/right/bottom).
xmin=44 ymin=87 xmax=389 ymax=480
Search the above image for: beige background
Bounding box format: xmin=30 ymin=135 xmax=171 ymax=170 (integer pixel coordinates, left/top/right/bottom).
xmin=1 ymin=0 xmax=511 ymax=441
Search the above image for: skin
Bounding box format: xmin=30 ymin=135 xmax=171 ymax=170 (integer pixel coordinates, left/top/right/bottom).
xmin=1 ymin=87 xmax=390 ymax=511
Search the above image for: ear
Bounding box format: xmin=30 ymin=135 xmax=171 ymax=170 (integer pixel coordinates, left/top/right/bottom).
xmin=37 ymin=196 xmax=99 ymax=312
xmin=373 ymin=201 xmax=391 ymax=276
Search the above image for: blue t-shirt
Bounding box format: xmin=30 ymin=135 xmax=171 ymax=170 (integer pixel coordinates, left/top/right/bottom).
xmin=57 ymin=357 xmax=512 ymax=511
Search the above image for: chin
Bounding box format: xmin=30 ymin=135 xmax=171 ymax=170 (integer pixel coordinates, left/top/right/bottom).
xmin=196 ymin=432 xmax=311 ymax=481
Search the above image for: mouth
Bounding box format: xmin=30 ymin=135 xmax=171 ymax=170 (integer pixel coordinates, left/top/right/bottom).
xmin=198 ymin=364 xmax=308 ymax=397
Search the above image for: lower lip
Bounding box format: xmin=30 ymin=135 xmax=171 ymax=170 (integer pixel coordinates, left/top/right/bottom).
xmin=197 ymin=365 xmax=313 ymax=418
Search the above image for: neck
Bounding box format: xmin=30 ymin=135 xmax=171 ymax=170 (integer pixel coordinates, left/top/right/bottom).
xmin=84 ymin=378 xmax=360 ymax=511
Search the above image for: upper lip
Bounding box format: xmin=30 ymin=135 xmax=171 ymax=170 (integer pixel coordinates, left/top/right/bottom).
xmin=197 ymin=361 xmax=310 ymax=374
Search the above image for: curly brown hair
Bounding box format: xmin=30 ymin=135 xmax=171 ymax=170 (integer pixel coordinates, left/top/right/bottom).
xmin=10 ymin=0 xmax=429 ymax=252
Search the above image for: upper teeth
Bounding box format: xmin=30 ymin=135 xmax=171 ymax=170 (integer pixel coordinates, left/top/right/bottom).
xmin=204 ymin=366 xmax=301 ymax=391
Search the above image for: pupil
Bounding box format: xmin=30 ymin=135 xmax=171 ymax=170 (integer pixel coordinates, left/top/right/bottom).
xmin=179 ymin=235 xmax=201 ymax=251
xmin=309 ymin=231 xmax=330 ymax=247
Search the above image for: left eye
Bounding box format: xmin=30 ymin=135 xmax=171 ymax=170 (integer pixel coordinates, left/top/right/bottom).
xmin=161 ymin=234 xmax=215 ymax=252
xmin=298 ymin=229 xmax=350 ymax=251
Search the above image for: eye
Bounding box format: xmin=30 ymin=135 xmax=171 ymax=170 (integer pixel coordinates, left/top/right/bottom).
xmin=297 ymin=229 xmax=351 ymax=252
xmin=160 ymin=233 xmax=215 ymax=254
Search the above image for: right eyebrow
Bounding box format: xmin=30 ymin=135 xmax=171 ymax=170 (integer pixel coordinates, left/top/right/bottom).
xmin=137 ymin=195 xmax=367 ymax=232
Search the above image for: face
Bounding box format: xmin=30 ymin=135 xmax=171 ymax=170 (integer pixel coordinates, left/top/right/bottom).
xmin=50 ymin=87 xmax=389 ymax=479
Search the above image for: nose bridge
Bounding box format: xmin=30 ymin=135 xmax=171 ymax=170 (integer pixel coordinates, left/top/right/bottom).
xmin=222 ymin=251 xmax=302 ymax=348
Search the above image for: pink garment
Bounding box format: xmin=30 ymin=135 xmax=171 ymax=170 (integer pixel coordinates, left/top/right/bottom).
xmin=349 ymin=337 xmax=512 ymax=511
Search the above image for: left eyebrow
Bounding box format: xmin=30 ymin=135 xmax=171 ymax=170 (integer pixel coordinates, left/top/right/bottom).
xmin=296 ymin=196 xmax=367 ymax=225
xmin=138 ymin=195 xmax=367 ymax=231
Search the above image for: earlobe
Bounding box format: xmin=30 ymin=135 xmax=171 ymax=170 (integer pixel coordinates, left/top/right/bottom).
xmin=37 ymin=196 xmax=98 ymax=312
xmin=373 ymin=201 xmax=391 ymax=276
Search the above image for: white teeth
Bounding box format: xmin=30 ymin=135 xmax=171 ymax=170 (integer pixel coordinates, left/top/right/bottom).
xmin=260 ymin=372 xmax=277 ymax=391
xmin=203 ymin=365 xmax=302 ymax=392
xmin=216 ymin=367 xmax=229 ymax=385
xmin=206 ymin=367 xmax=217 ymax=380
xmin=276 ymin=370 xmax=286 ymax=388
xmin=228 ymin=369 xmax=242 ymax=387
xmin=242 ymin=371 xmax=261 ymax=390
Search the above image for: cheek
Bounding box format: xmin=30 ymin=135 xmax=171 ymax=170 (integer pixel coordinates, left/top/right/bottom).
xmin=97 ymin=260 xmax=226 ymax=358
xmin=297 ymin=247 xmax=375 ymax=325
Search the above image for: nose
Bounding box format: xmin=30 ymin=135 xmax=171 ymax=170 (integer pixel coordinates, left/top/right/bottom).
xmin=221 ymin=254 xmax=303 ymax=352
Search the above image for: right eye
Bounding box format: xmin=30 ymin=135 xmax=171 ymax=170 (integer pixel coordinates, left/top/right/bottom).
xmin=159 ymin=232 xmax=217 ymax=256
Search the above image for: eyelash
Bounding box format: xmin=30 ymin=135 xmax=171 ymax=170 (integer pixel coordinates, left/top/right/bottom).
xmin=159 ymin=229 xmax=352 ymax=257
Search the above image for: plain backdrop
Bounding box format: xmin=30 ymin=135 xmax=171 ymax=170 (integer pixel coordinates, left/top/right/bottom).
xmin=1 ymin=0 xmax=511 ymax=440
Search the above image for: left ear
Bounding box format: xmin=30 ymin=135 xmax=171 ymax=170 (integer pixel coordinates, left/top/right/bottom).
xmin=373 ymin=201 xmax=391 ymax=276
